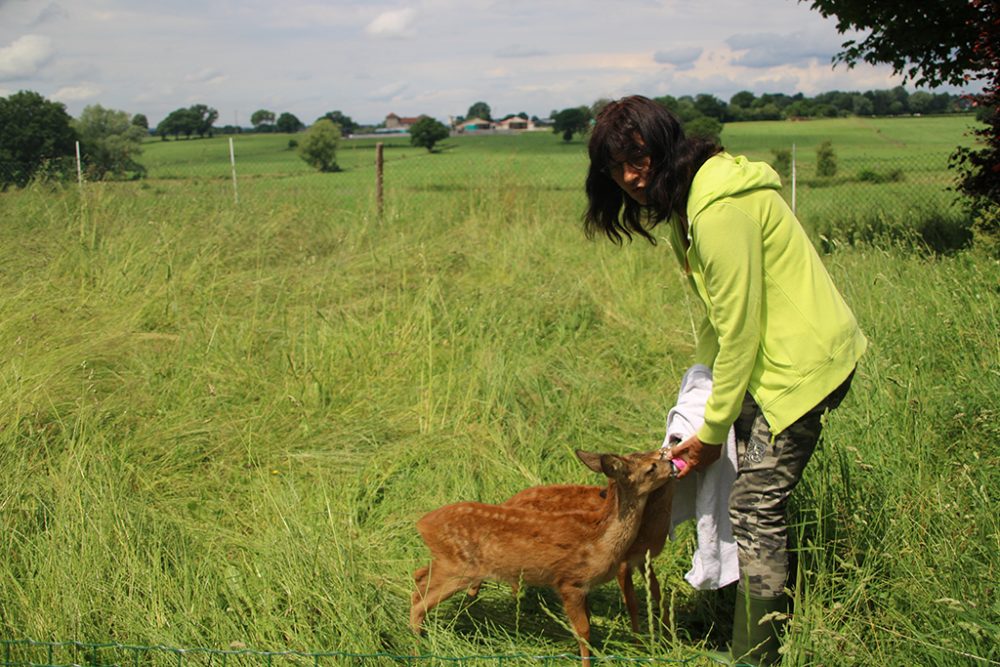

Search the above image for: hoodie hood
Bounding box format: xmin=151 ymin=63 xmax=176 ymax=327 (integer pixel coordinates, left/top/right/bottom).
xmin=686 ymin=153 xmax=783 ymax=225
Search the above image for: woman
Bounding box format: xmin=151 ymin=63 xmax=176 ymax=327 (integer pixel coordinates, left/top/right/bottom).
xmin=583 ymin=96 xmax=866 ymax=665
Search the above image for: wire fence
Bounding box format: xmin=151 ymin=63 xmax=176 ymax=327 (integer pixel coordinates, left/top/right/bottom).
xmin=0 ymin=134 xmax=973 ymax=253
xmin=0 ymin=639 xmax=735 ymax=667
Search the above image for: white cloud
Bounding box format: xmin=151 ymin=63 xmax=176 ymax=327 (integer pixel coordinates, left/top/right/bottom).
xmin=52 ymin=83 xmax=100 ymax=101
xmin=0 ymin=34 xmax=54 ymax=80
xmin=495 ymin=44 xmax=548 ymax=59
xmin=726 ymin=30 xmax=840 ymax=68
xmin=185 ymin=67 xmax=227 ymax=85
xmin=367 ymin=81 xmax=408 ymax=102
xmin=365 ymin=8 xmax=417 ymax=38
xmin=653 ymin=46 xmax=703 ymax=70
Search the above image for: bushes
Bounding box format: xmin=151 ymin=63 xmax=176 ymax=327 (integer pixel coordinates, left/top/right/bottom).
xmin=813 ymin=207 xmax=973 ymax=254
xmin=816 ymin=140 xmax=838 ymax=177
xmin=298 ymin=119 xmax=341 ymax=172
xmin=857 ymin=167 xmax=904 ymax=183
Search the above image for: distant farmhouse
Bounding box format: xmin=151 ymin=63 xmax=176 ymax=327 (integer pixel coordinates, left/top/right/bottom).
xmin=379 ymin=113 xmax=427 ymax=133
xmin=453 ymin=115 xmax=537 ymax=133
xmin=459 ymin=117 xmax=492 ymax=132
xmin=496 ymin=116 xmax=532 ymax=131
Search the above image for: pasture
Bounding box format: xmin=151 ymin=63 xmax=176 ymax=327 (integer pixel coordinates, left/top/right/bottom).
xmin=0 ymin=115 xmax=997 ymax=666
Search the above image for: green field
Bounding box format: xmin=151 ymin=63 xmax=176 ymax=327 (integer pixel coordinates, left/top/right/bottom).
xmin=1 ymin=115 xmax=998 ymax=666
xmin=137 ymin=115 xmax=981 ymax=252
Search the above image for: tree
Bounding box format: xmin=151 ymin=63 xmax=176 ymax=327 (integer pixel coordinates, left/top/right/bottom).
xmin=317 ymin=111 xmax=357 ymax=136
xmin=156 ymin=105 xmax=215 ymax=140
xmin=804 ymin=0 xmax=998 ymax=221
xmin=409 ymin=116 xmax=450 ymax=152
xmin=694 ymin=94 xmax=727 ymax=120
xmin=552 ymin=106 xmax=592 ymax=142
xmin=770 ymin=148 xmax=792 ymax=179
xmin=276 ymin=112 xmax=304 ymax=133
xmin=951 ymin=0 xmax=1000 ymax=232
xmin=816 ymin=141 xmax=838 ymax=177
xmin=131 ymin=113 xmax=149 ymax=131
xmin=802 ymin=0 xmax=985 ymax=87
xmin=189 ymin=104 xmax=218 ymax=138
xmin=684 ymin=116 xmax=723 ymax=143
xmin=156 ymin=108 xmax=197 ymax=139
xmin=730 ymin=91 xmax=756 ymax=108
xmin=466 ymin=101 xmax=491 ymax=121
xmin=298 ymin=119 xmax=341 ymax=172
xmin=251 ymin=109 xmax=275 ymax=131
xmin=591 ymin=97 xmax=613 ymax=118
xmin=74 ymin=104 xmax=147 ymax=180
xmin=0 ymin=90 xmax=77 ymax=188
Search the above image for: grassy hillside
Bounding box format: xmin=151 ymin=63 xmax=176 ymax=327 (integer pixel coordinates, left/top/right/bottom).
xmin=1 ymin=118 xmax=997 ymax=665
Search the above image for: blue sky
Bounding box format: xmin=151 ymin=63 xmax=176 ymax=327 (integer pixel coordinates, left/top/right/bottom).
xmin=0 ymin=0 xmax=975 ymax=126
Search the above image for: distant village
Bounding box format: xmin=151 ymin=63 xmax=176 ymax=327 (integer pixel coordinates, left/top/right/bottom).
xmin=378 ymin=112 xmax=550 ymax=136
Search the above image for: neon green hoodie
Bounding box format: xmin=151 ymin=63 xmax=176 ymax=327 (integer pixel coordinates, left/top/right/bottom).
xmin=666 ymin=153 xmax=867 ymax=444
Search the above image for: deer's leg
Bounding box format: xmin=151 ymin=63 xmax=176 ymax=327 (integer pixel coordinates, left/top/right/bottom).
xmin=410 ymin=561 xmax=468 ymax=635
xmin=647 ymin=566 xmax=662 ymax=628
xmin=559 ymin=584 xmax=592 ymax=667
xmin=617 ymin=562 xmax=640 ymax=633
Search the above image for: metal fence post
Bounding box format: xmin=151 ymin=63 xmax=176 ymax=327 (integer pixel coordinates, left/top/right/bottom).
xmin=75 ymin=141 xmax=83 ymax=188
xmin=376 ymin=142 xmax=384 ymax=220
xmin=791 ymin=142 xmax=797 ymax=215
xmin=229 ymin=136 xmax=239 ymax=205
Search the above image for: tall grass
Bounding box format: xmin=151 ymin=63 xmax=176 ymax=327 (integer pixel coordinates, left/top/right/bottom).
xmin=1 ymin=148 xmax=997 ymax=665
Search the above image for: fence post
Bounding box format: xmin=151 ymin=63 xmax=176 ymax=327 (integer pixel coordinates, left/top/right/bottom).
xmin=75 ymin=140 xmax=83 ymax=188
xmin=791 ymin=142 xmax=797 ymax=215
xmin=229 ymin=136 xmax=239 ymax=205
xmin=376 ymin=142 xmax=384 ymax=220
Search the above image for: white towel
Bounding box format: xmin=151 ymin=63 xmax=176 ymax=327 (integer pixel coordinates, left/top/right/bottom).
xmin=662 ymin=364 xmax=739 ymax=590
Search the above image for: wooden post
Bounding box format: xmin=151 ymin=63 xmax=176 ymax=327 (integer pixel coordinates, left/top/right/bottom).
xmin=376 ymin=142 xmax=384 ymax=220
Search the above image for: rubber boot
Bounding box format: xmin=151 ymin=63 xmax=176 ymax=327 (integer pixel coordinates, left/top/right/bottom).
xmin=730 ymin=592 xmax=788 ymax=666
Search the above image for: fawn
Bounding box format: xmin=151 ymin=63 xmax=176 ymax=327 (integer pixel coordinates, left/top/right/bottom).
xmin=492 ymin=480 xmax=674 ymax=633
xmin=410 ymin=449 xmax=676 ymax=665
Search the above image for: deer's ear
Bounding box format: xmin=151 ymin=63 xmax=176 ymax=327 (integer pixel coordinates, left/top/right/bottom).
xmin=575 ymin=450 xmax=604 ymax=473
xmin=599 ymin=454 xmax=625 ymax=478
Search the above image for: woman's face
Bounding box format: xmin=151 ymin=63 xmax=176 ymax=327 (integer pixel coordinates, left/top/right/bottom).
xmin=605 ymin=144 xmax=652 ymax=205
xmin=608 ymin=155 xmax=650 ymax=206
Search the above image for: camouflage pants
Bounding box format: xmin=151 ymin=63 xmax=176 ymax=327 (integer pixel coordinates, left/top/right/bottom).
xmin=729 ymin=371 xmax=855 ymax=599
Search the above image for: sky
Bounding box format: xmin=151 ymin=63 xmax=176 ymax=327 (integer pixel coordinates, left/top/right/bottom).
xmin=0 ymin=0 xmax=976 ymax=127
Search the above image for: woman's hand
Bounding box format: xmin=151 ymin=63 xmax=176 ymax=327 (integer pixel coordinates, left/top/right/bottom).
xmin=669 ymin=434 xmax=722 ymax=479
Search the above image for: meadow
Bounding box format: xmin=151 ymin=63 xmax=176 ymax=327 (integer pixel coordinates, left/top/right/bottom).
xmin=0 ymin=115 xmax=997 ymax=666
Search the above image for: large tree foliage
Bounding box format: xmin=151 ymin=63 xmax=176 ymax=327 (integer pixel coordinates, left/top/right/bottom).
xmin=802 ymin=0 xmax=986 ymax=87
xmin=251 ymin=109 xmax=275 ymax=131
xmin=951 ymin=0 xmax=1000 ymax=240
xmin=156 ymin=108 xmax=197 ymax=139
xmin=0 ymin=90 xmax=77 ymax=188
xmin=156 ymin=104 xmax=218 ymax=140
xmin=409 ymin=116 xmax=450 ymax=152
xmin=74 ymin=104 xmax=147 ymax=180
xmin=317 ymin=111 xmax=358 ymax=136
xmin=298 ymin=119 xmax=341 ymax=172
xmin=276 ymin=112 xmax=304 ymax=133
xmin=805 ymin=0 xmax=999 ymax=228
xmin=552 ymin=106 xmax=592 ymax=142
xmin=465 ymin=101 xmax=492 ymax=121
xmin=189 ymin=104 xmax=218 ymax=138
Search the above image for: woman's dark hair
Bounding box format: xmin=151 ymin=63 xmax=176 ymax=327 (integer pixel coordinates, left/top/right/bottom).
xmin=583 ymin=95 xmax=722 ymax=244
